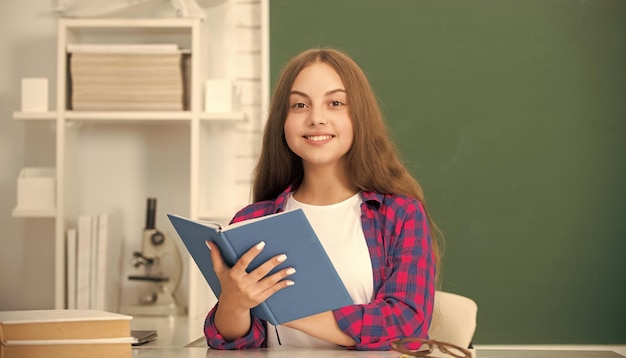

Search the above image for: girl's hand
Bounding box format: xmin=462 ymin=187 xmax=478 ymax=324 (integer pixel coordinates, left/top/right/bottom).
xmin=206 ymin=240 xmax=295 ymax=341
xmin=208 ymin=240 xmax=295 ymax=310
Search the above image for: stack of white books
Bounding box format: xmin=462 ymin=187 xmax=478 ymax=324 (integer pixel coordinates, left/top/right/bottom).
xmin=66 ymin=213 xmax=121 ymax=313
xmin=68 ymin=44 xmax=190 ymax=111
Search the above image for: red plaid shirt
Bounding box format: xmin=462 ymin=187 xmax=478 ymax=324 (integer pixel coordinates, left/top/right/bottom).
xmin=204 ymin=186 xmax=436 ymax=350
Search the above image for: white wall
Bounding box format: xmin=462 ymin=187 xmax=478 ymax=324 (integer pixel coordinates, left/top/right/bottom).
xmin=0 ymin=0 xmax=264 ymax=312
xmin=0 ymin=0 xmax=59 ymax=310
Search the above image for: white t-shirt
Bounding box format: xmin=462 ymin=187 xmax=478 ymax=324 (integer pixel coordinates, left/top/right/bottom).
xmin=267 ymin=192 xmax=374 ymax=348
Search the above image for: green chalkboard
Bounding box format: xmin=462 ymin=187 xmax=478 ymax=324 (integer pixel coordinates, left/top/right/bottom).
xmin=270 ymin=0 xmax=626 ymax=344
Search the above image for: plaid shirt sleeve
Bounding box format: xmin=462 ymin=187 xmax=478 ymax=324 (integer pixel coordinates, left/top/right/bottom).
xmin=333 ymin=194 xmax=436 ymax=350
xmin=203 ymin=200 xmax=280 ymax=349
xmin=204 ymin=304 xmax=267 ymax=349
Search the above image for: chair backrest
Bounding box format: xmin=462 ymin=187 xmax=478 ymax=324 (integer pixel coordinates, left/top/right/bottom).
xmin=428 ymin=291 xmax=478 ymax=348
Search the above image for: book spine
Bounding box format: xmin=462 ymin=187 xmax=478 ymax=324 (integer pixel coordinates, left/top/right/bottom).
xmin=220 ymin=232 xmax=279 ymax=325
xmin=90 ymin=214 xmax=99 ymax=309
xmin=215 ymin=232 xmax=239 ymax=267
xmin=66 ymin=228 xmax=77 ymax=309
xmin=252 ymin=303 xmax=280 ymax=326
xmin=76 ymin=215 xmax=91 ymax=309
xmin=95 ymin=213 xmax=109 ymax=311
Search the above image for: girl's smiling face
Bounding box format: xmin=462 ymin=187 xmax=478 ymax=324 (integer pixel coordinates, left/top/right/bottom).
xmin=284 ymin=62 xmax=354 ymax=170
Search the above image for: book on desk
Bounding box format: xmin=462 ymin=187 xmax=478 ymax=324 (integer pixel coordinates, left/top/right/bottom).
xmin=167 ymin=208 xmax=354 ymax=325
xmin=0 ymin=309 xmax=133 ymax=358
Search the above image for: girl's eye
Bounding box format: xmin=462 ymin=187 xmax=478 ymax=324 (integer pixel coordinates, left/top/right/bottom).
xmin=330 ymin=100 xmax=345 ymax=107
xmin=291 ymin=102 xmax=307 ymax=109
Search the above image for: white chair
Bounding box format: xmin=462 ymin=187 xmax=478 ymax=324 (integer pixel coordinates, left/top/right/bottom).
xmin=428 ymin=291 xmax=478 ymax=349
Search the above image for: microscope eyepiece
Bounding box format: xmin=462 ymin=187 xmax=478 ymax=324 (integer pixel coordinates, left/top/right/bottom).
xmin=146 ymin=197 xmax=157 ymax=229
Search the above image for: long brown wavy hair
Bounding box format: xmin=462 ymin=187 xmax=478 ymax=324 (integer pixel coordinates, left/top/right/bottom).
xmin=252 ymin=48 xmax=442 ymax=267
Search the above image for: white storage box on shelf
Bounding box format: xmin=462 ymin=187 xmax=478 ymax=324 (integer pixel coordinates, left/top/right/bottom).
xmin=21 ymin=78 xmax=49 ymax=112
xmin=204 ymin=79 xmax=240 ymax=112
xmin=13 ymin=167 xmax=56 ymax=217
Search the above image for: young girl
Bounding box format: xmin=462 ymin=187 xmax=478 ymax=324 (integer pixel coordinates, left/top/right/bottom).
xmin=204 ymin=48 xmax=440 ymax=350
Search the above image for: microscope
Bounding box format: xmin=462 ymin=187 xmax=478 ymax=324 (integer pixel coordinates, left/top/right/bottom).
xmin=120 ymin=198 xmax=186 ymax=316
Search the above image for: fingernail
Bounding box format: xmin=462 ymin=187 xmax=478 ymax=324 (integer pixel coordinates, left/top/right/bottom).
xmin=286 ymin=280 xmax=295 ymax=286
xmin=256 ymin=241 xmax=266 ymax=250
xmin=205 ymin=241 xmax=211 ymax=250
xmin=277 ymin=254 xmax=287 ymax=262
xmin=286 ymin=268 xmax=296 ymax=275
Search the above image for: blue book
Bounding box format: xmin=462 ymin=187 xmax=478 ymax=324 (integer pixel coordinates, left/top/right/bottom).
xmin=167 ymin=209 xmax=353 ymax=325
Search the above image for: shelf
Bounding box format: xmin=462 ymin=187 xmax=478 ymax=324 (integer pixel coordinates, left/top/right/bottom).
xmin=13 ymin=111 xmax=246 ymax=123
xmin=12 ymin=207 xmax=56 ymax=218
xmin=62 ymin=18 xmax=200 ymax=29
xmin=65 ymin=111 xmax=245 ymax=122
xmin=65 ymin=111 xmax=192 ymax=122
xmin=13 ymin=111 xmax=56 ymax=121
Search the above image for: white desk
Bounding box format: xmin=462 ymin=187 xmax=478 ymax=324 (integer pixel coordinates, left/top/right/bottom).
xmin=133 ymin=347 xmax=397 ymax=357
xmin=129 ymin=317 xmax=624 ymax=357
xmin=477 ymin=351 xmax=623 ymax=358
xmin=132 ymin=347 xmax=624 ymax=358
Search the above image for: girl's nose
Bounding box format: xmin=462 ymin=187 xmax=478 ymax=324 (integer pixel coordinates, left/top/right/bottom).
xmin=307 ymin=106 xmax=327 ymax=126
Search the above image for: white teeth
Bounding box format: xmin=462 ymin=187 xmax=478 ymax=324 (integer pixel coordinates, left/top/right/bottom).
xmin=306 ymin=135 xmax=332 ymax=142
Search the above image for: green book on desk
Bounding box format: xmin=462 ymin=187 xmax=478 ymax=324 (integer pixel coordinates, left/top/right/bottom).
xmin=167 ymin=209 xmax=353 ymax=325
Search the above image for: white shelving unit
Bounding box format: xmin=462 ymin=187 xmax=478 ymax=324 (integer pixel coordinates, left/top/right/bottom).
xmin=13 ymin=16 xmax=245 ymax=321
